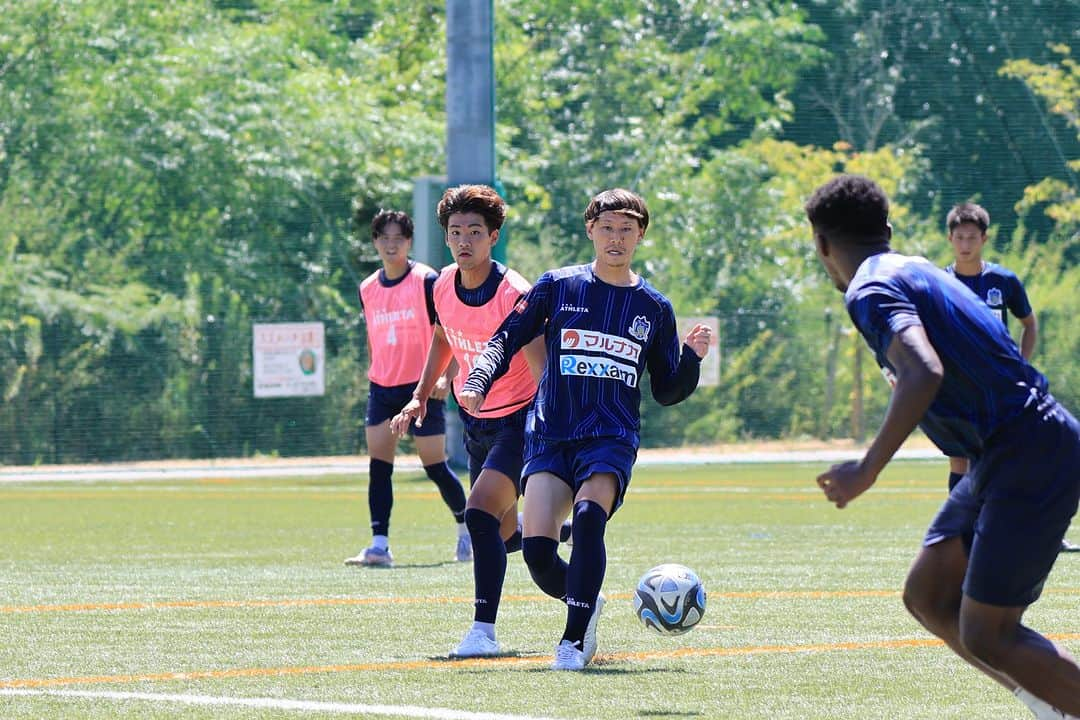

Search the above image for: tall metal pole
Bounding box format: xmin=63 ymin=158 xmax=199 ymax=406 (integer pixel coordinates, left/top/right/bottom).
xmin=446 ymin=0 xmax=496 ymax=186
xmin=443 ymin=0 xmax=497 ymax=468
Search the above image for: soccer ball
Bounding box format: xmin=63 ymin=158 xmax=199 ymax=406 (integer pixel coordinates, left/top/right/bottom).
xmin=633 ymin=563 xmax=706 ymax=635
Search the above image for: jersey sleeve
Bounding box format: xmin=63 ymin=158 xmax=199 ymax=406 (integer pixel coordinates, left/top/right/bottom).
xmin=646 ymin=300 xmax=701 ymax=406
xmin=423 ymin=271 xmax=438 ymax=325
xmin=845 ymin=279 xmax=922 ymax=358
xmin=1005 ymin=273 xmax=1033 ymax=319
xmin=461 ymin=272 xmax=552 ymax=396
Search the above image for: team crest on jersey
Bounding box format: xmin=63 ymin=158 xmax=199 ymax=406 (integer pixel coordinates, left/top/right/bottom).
xmin=985 ymin=288 xmax=1003 ymax=307
xmin=628 ymin=315 xmax=651 ymax=342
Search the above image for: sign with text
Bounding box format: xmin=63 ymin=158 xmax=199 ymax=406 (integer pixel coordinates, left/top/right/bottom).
xmin=676 ymin=316 xmax=720 ymax=387
xmin=252 ymin=322 xmax=325 ymax=398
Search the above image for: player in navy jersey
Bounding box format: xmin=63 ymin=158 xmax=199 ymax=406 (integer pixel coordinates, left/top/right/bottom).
xmin=344 ymin=209 xmax=469 ymax=569
xmin=942 ymin=203 xmax=1077 ymax=553
xmin=807 ymin=175 xmax=1080 ymax=718
xmin=460 ymin=188 xmax=712 ymax=671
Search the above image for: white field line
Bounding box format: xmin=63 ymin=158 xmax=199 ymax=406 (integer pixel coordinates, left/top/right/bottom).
xmin=0 ymin=448 xmax=941 ymax=483
xmin=0 ymin=688 xmax=566 ymax=720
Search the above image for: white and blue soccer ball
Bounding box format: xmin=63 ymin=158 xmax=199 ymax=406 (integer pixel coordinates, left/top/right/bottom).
xmin=633 ymin=563 xmax=706 ymax=636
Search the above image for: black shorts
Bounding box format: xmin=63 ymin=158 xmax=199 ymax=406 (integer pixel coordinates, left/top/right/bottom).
xmin=522 ymin=437 xmax=637 ymax=516
xmin=924 ymin=399 xmax=1080 ymax=606
xmin=365 ymin=381 xmax=446 ymax=437
xmin=460 ymin=405 xmax=528 ymax=492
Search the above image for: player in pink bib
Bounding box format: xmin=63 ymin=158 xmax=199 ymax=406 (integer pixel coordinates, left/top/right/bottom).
xmin=343 ymin=210 xmax=469 ymax=569
xmin=391 ymin=185 xmax=547 ymax=659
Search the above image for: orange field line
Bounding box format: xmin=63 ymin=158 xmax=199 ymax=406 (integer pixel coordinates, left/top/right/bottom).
xmin=9 ymin=587 xmax=1080 ymax=615
xmin=4 ymin=634 xmax=1079 ymax=690
xmin=0 ymin=590 xmax=906 ymax=614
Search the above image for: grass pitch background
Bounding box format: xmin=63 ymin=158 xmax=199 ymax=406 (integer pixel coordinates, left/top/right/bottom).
xmin=1 ymin=461 xmax=1077 ymax=719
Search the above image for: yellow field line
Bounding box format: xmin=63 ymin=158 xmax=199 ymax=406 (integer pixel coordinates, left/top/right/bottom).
xmin=0 ymin=590 xmax=895 ymax=614
xmin=8 ymin=587 xmax=1080 ymax=615
xmin=4 ymin=634 xmax=1079 ymax=690
xmin=0 ymin=489 xmax=950 ymax=503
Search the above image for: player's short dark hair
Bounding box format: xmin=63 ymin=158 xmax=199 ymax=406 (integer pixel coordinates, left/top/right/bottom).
xmin=436 ymin=184 xmax=506 ymax=231
xmin=370 ymin=210 xmax=414 ymax=239
xmin=805 ymin=174 xmax=890 ymax=246
xmin=946 ymin=202 xmax=989 ymax=233
xmin=583 ymin=188 xmax=650 ymax=231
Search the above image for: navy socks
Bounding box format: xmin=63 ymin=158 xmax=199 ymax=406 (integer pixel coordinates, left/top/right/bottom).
xmin=424 ymin=462 xmax=467 ymax=524
xmin=465 ymin=508 xmax=507 ymax=624
xmin=522 ymin=536 xmax=567 ymax=600
xmin=562 ymin=500 xmax=608 ymax=646
xmin=367 ymin=458 xmax=394 ymax=537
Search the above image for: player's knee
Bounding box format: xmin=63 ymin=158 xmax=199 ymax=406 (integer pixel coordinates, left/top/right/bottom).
xmin=464 ymin=508 xmax=500 ymax=537
xmin=902 ymin=576 xmax=948 ymax=628
xmin=522 ymin=536 xmax=559 ymax=573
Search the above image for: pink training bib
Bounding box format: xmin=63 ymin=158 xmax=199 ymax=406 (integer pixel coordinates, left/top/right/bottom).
xmin=433 ymin=265 xmax=537 ymax=418
xmin=359 ymin=262 xmax=435 ymax=386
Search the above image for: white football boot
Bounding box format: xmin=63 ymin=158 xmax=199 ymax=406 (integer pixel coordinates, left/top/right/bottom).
xmin=450 ymin=628 xmax=501 ymax=658
xmin=551 ymin=640 xmax=586 ymax=671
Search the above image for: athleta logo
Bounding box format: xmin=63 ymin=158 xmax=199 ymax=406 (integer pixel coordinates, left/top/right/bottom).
xmin=369 ymin=307 xmax=416 ymax=326
xmin=558 ymin=304 xmax=590 ymax=314
xmin=560 ymin=354 xmax=638 ymax=388
xmin=560 ymin=329 xmax=641 ymax=362
xmin=628 ymin=315 xmax=651 ymax=342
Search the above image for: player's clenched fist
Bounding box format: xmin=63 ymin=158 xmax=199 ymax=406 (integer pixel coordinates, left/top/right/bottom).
xmin=456 ymin=389 xmax=485 ymax=416
xmin=684 ymin=323 xmax=712 ymax=359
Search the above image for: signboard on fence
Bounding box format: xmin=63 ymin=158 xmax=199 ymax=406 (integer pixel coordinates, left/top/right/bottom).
xmin=676 ymin=316 xmax=720 ymax=387
xmin=252 ymin=322 xmax=325 ymax=398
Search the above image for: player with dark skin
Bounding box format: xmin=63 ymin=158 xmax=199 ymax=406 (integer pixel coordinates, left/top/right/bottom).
xmin=809 ymin=175 xmax=1080 ymax=718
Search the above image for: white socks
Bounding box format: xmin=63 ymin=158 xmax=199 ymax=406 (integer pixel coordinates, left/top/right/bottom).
xmin=1015 ymin=687 xmax=1072 ymax=719
xmin=471 ymin=621 xmax=496 ymax=640
xmin=372 ymin=534 xmax=389 ymax=551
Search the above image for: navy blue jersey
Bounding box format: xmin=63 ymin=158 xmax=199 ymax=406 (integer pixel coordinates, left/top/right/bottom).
xmin=846 ymin=253 xmax=1047 ymax=460
xmin=462 ymin=264 xmax=701 ymax=447
xmin=944 ymin=262 xmax=1032 ymax=328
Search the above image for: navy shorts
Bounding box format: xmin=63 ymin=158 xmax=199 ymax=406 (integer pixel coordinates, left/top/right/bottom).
xmin=365 ymin=382 xmax=446 ymax=437
xmin=522 ymin=437 xmax=637 ymax=516
xmin=924 ymin=398 xmax=1080 ymax=607
xmin=460 ymin=405 xmax=528 ymax=492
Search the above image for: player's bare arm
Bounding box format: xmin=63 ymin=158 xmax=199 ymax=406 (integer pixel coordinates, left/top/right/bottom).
xmin=430 ymin=357 xmax=458 ymax=401
xmin=818 ymin=325 xmax=943 ymax=508
xmin=684 ymin=323 xmax=712 ymax=359
xmin=390 ymin=326 xmax=454 ymax=435
xmin=1018 ymin=312 xmax=1038 ymax=361
xmin=522 ymin=334 xmax=546 ymax=384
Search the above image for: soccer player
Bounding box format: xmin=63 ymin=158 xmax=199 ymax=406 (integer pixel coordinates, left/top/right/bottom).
xmin=389 ymin=184 xmax=546 ymax=659
xmin=343 ymin=209 xmax=470 ymax=569
xmin=459 ymin=188 xmax=712 ymax=671
xmin=942 ymin=203 xmax=1078 ymax=553
xmin=807 ymin=175 xmax=1080 ymax=717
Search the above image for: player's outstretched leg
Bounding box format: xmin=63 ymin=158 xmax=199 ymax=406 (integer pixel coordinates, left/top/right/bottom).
xmin=554 ymin=500 xmax=608 ymax=670
xmin=959 ymin=599 xmax=1080 ymax=716
xmin=450 ymin=470 xmax=517 ymax=658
